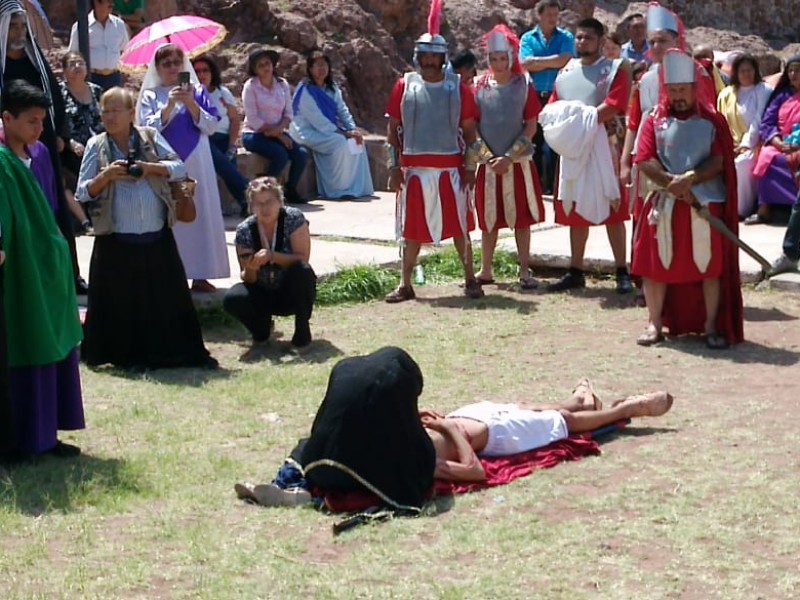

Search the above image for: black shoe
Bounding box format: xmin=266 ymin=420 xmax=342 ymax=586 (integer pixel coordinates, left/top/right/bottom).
xmin=47 ymin=441 xmax=81 ymax=458
xmin=75 ymin=277 xmax=89 ymax=295
xmin=285 ymin=189 xmax=308 ymax=204
xmin=546 ymin=271 xmax=586 ymax=292
xmin=616 ymin=272 xmax=633 ymax=294
xmin=291 ymin=321 xmax=312 ymax=348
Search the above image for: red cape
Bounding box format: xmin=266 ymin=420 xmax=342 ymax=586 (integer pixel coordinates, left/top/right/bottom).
xmin=662 ymin=111 xmax=744 ymax=344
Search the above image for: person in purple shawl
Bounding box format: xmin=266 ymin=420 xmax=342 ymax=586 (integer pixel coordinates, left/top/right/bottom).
xmin=136 ymin=44 xmax=230 ymax=293
xmin=749 ymin=56 xmax=800 ymax=224
xmin=0 ymin=80 xmax=83 ymax=462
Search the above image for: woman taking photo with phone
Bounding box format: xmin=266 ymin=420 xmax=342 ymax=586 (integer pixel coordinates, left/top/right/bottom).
xmin=136 ymin=43 xmax=229 ymax=292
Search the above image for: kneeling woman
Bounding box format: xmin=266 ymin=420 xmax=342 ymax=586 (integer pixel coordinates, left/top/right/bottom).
xmin=224 ymin=177 xmax=316 ymax=348
xmin=76 ymin=87 xmax=217 ymax=369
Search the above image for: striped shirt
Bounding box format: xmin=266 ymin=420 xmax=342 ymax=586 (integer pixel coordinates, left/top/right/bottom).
xmin=75 ymin=129 xmax=187 ymax=234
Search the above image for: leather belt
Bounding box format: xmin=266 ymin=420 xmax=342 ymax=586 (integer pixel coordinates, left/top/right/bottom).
xmin=91 ymin=68 xmax=119 ymax=76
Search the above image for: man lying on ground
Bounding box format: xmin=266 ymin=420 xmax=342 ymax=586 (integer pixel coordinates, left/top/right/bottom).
xmin=422 ymin=379 xmax=673 ymax=482
xmin=235 ymin=377 xmax=672 ymax=504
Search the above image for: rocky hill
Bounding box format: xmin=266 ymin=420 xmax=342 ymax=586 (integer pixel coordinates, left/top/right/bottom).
xmin=38 ymin=0 xmax=800 ymax=133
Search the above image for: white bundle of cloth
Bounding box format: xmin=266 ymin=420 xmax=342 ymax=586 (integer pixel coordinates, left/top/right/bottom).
xmin=539 ymin=100 xmax=620 ymax=224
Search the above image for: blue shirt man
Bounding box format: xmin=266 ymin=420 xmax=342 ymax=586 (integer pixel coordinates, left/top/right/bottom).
xmin=620 ymin=14 xmax=651 ymax=65
xmin=519 ymin=1 xmax=576 ymax=93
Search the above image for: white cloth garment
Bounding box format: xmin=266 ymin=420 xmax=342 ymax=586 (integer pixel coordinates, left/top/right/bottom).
xmin=448 ymin=401 xmax=569 ymax=457
xmin=734 ymin=83 xmax=771 ymax=216
xmin=540 ymin=100 xmax=620 ymax=224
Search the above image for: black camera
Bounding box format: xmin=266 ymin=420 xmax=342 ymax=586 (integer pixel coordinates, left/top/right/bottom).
xmin=126 ymin=148 xmax=144 ymax=178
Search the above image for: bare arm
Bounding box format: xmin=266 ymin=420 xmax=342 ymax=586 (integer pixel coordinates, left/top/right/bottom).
xmin=387 ymin=116 xmax=402 ymax=149
xmin=427 ymin=419 xmax=486 ymax=483
xmin=521 ymin=53 xmax=572 ymax=73
xmin=271 ymin=222 xmax=311 ymax=267
xmin=596 ymin=102 xmax=622 ymax=124
xmin=522 ymin=117 xmax=538 ymax=139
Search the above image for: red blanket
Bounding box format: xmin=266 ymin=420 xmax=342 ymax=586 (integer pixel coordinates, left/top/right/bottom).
xmin=319 ymin=435 xmax=606 ymax=512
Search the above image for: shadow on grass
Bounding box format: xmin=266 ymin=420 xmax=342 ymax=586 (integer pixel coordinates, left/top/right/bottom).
xmin=743 ymin=306 xmax=799 ymax=322
xmin=237 ymin=338 xmax=344 ymax=365
xmin=668 ymin=337 xmax=800 ymax=365
xmin=551 ymin=286 xmax=640 ymax=311
xmin=87 ymin=363 xmax=235 ymax=387
xmin=0 ymin=454 xmax=145 ymax=516
xmin=416 ymin=294 xmax=538 ymax=315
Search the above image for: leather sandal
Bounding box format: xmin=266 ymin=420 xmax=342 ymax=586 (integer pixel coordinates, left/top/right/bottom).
xmin=384 ymin=285 xmax=415 ymax=303
xmin=464 ymin=279 xmax=485 ymax=299
xmin=519 ymin=276 xmax=539 ymax=290
xmin=636 ymin=328 xmax=664 ymax=346
xmin=705 ymin=332 xmax=729 ymax=350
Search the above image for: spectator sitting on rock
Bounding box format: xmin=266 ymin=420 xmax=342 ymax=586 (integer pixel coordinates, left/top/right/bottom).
xmin=289 ymin=50 xmax=374 ymax=200
xmin=192 ymin=54 xmax=250 ymax=217
xmin=223 ymin=177 xmax=316 ymax=350
xmin=241 ymin=48 xmax=309 ymax=204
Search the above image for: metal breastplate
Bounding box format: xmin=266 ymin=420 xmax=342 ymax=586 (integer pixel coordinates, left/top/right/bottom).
xmin=475 ymin=74 xmax=528 ymax=156
xmin=554 ymin=57 xmax=620 ymax=107
xmin=401 ymin=71 xmax=462 ymax=155
xmin=656 ymin=116 xmax=727 ymax=202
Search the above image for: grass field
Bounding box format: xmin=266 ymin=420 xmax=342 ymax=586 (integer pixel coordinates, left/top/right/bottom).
xmin=2 ymin=274 xmax=799 ymax=600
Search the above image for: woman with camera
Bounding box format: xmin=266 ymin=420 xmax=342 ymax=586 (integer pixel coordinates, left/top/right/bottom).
xmin=76 ymin=87 xmax=217 ymax=369
xmin=223 ymin=177 xmax=316 ymax=349
xmin=136 ymin=43 xmax=229 ymax=293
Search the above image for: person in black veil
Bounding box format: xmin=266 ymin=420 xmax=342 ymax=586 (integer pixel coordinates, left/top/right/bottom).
xmin=235 ymin=347 xmax=437 ymax=510
xmin=0 ymin=1 xmax=86 ymax=294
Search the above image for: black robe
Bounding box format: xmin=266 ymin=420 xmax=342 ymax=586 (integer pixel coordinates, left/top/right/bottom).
xmin=301 ymin=347 xmax=436 ymax=509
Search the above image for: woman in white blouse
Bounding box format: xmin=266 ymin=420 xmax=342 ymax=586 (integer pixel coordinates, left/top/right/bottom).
xmin=716 ymin=54 xmax=772 ymax=218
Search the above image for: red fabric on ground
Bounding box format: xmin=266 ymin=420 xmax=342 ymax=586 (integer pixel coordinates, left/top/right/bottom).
xmin=434 ymin=437 xmax=600 ymax=495
xmin=316 ymin=436 xmax=600 ymax=511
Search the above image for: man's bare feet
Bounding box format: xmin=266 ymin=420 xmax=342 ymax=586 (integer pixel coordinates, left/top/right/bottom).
xmin=571 ymin=378 xmax=602 ymax=411
xmin=619 ymin=391 xmax=673 ymax=418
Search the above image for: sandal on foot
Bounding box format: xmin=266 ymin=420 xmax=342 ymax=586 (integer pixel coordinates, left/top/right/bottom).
xmin=385 ymin=285 xmax=415 ymax=303
xmin=705 ymin=332 xmax=729 ymax=350
xmin=636 ymin=328 xmax=664 ymax=346
xmin=573 ymin=378 xmax=602 ymax=410
xmin=234 ymin=482 xmax=258 ymax=503
xmin=621 ymin=392 xmax=673 ymax=417
xmin=519 ymin=276 xmax=539 ymax=290
xmin=464 ymin=279 xmax=485 ymax=299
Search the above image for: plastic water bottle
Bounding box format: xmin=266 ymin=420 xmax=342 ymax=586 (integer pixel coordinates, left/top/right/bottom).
xmin=413 ymin=264 xmax=426 ymax=285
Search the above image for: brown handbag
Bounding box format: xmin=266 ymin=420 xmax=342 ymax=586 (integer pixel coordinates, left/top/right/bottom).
xmin=170 ymin=177 xmax=197 ymax=223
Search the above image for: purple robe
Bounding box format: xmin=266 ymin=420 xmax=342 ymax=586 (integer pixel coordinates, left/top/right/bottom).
xmin=755 ymin=88 xmax=800 ymax=208
xmin=27 ymin=141 xmax=59 ymax=211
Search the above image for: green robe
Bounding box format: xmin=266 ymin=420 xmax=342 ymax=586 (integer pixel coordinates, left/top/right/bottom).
xmin=0 ymin=144 xmax=82 ymax=368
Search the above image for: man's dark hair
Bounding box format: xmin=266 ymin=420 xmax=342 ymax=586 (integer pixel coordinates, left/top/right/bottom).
xmin=192 ymin=55 xmax=223 ymax=91
xmin=450 ymin=49 xmax=477 ymax=71
xmin=608 ymin=31 xmax=627 ymax=46
xmin=0 ymin=79 xmax=51 ymax=117
xmin=730 ymin=53 xmax=763 ymax=87
xmin=576 ymin=18 xmax=605 ymax=38
xmin=535 ymin=0 xmax=561 ymax=16
xmin=626 ymin=13 xmax=645 ymax=27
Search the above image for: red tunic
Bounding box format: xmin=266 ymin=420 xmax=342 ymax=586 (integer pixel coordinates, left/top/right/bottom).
xmin=550 ymin=67 xmax=631 ymax=227
xmin=631 ymin=109 xmax=744 ymax=344
xmin=385 ymin=78 xmax=479 ymax=242
xmin=474 ymin=82 xmax=544 ymax=231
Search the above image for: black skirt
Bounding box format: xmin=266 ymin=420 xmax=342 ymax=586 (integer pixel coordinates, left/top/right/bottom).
xmin=82 ymin=229 xmax=213 ymax=368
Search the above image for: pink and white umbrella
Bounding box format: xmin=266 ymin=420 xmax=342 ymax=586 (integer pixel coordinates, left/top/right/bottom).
xmin=119 ymin=15 xmax=228 ymax=73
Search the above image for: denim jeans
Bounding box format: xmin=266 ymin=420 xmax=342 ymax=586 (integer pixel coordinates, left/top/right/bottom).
xmin=209 ymin=132 xmax=249 ymax=207
xmin=242 ymin=132 xmax=308 ymax=199
xmin=783 ymin=186 xmax=800 ymax=261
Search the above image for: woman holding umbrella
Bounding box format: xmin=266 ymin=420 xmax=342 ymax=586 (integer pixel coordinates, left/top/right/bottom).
xmin=136 ymin=43 xmax=229 ymax=292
